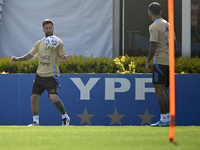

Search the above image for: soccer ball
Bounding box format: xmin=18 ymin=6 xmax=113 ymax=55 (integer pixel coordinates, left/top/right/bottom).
xmin=45 ymin=36 xmax=59 ymax=50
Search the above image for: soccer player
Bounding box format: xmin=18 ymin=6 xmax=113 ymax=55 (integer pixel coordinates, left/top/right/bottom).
xmin=11 ymin=19 xmax=70 ymax=126
xmin=145 ymin=2 xmax=176 ymax=126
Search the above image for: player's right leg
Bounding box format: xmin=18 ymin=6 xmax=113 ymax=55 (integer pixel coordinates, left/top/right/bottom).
xmin=28 ymin=75 xmax=45 ymax=126
xmin=28 ymin=94 xmax=40 ymax=126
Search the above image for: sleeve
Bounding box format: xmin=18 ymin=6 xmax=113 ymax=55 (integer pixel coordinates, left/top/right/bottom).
xmin=29 ymin=41 xmax=39 ymax=57
xmin=57 ymin=38 xmax=65 ymax=57
xmin=149 ymin=24 xmax=158 ymax=43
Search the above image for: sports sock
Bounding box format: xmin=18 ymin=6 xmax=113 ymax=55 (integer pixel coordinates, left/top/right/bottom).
xmin=166 ymin=113 xmax=171 ymax=122
xmin=160 ymin=114 xmax=167 ymax=123
xmin=33 ymin=115 xmax=39 ymax=124
xmin=62 ymin=113 xmax=69 ymax=119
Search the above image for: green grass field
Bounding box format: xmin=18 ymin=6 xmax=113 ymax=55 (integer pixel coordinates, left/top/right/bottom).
xmin=0 ymin=126 xmax=199 ymax=150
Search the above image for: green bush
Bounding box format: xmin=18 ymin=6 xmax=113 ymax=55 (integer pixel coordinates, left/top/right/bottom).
xmin=0 ymin=55 xmax=200 ymax=74
xmin=175 ymin=57 xmax=200 ymax=73
xmin=0 ymin=57 xmax=38 ymax=73
xmin=59 ymin=55 xmax=118 ymax=73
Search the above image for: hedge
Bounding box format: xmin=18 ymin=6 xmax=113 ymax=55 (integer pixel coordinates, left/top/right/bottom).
xmin=0 ymin=55 xmax=200 ymax=74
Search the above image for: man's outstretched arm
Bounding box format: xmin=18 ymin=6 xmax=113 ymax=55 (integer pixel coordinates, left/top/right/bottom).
xmin=11 ymin=53 xmax=33 ymax=62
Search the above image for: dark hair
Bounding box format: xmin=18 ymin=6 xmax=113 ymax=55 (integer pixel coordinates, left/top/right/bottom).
xmin=148 ymin=2 xmax=161 ymax=16
xmin=42 ymin=19 xmax=54 ymax=27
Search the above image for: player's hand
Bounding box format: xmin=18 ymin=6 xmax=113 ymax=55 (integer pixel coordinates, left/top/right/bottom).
xmin=11 ymin=56 xmax=19 ymax=62
xmin=60 ymin=55 xmax=68 ymax=62
xmin=145 ymin=62 xmax=150 ymax=73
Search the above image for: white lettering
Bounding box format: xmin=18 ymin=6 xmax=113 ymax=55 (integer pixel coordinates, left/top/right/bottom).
xmin=105 ymin=78 xmax=131 ymax=100
xmin=70 ymin=78 xmax=100 ymax=100
xmin=135 ymin=78 xmax=155 ymax=100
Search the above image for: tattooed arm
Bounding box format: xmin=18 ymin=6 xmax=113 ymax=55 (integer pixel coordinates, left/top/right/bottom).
xmin=145 ymin=42 xmax=157 ymax=72
xmin=11 ymin=53 xmax=33 ymax=62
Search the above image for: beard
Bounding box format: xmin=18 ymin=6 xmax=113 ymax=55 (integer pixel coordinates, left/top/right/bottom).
xmin=45 ymin=32 xmax=53 ymax=37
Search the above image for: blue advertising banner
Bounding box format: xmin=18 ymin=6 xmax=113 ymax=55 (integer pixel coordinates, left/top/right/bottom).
xmin=0 ymin=74 xmax=200 ymax=126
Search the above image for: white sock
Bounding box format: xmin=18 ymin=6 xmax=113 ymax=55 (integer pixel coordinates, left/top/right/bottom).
xmin=160 ymin=114 xmax=167 ymax=123
xmin=33 ymin=115 xmax=39 ymax=124
xmin=62 ymin=113 xmax=69 ymax=119
xmin=166 ymin=113 xmax=171 ymax=122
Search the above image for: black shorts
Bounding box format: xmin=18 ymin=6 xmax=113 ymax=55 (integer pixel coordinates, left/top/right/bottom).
xmin=153 ymin=64 xmax=169 ymax=87
xmin=31 ymin=74 xmax=60 ymax=96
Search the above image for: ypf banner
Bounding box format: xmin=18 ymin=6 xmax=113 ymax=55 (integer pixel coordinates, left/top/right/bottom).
xmin=0 ymin=74 xmax=200 ymax=126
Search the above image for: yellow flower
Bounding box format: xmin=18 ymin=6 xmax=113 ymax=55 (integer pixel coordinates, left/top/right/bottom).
xmin=117 ymin=70 xmax=120 ymax=73
xmin=124 ymin=71 xmax=130 ymax=74
xmin=1 ymin=71 xmax=9 ymax=74
xmin=114 ymin=57 xmax=136 ymax=74
xmin=121 ymin=56 xmax=125 ymax=63
xmin=114 ymin=58 xmax=120 ymax=63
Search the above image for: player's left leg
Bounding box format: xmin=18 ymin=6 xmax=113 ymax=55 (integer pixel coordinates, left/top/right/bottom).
xmin=47 ymin=76 xmax=70 ymax=126
xmin=49 ymin=94 xmax=70 ymax=126
xmin=50 ymin=94 xmax=65 ymax=114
